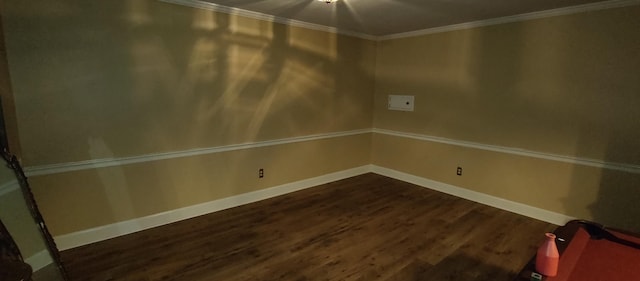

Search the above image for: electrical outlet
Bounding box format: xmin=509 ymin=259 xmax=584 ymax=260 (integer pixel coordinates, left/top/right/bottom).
xmin=456 ymin=167 xmax=462 ymax=176
xmin=259 ymin=168 xmax=264 ymax=178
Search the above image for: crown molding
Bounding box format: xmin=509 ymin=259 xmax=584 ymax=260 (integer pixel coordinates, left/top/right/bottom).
xmin=159 ymin=0 xmax=640 ymax=41
xmin=158 ymin=0 xmax=378 ymax=40
xmin=378 ymin=0 xmax=640 ymax=40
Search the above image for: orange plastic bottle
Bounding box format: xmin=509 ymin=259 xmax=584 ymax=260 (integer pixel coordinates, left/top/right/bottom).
xmin=535 ymin=233 xmax=559 ymax=276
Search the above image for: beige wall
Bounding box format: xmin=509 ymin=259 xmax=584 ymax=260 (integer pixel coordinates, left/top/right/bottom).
xmin=0 ymin=164 xmax=47 ymax=258
xmin=3 ymin=0 xmax=375 ymax=166
xmin=32 ymin=134 xmax=371 ymax=235
xmin=373 ymin=6 xmax=640 ymax=231
xmin=372 ymin=134 xmax=640 ymax=231
xmin=2 ymin=0 xmax=375 ymax=236
xmin=1 ymin=0 xmax=46 ymax=259
xmin=2 ymin=0 xmax=640 ymax=239
xmin=0 ymin=8 xmax=21 ymax=155
xmin=0 ymin=189 xmax=49 ymax=258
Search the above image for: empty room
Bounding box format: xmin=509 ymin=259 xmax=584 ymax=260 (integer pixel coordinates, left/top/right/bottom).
xmin=1 ymin=0 xmax=639 ymax=280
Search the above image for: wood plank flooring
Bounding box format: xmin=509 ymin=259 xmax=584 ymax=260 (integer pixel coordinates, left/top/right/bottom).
xmin=60 ymin=173 xmax=555 ymax=280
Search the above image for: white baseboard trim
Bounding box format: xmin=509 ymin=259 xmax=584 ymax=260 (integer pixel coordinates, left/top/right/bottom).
xmin=25 ymin=249 xmax=53 ymax=272
xmin=370 ymin=165 xmax=576 ymax=226
xmin=54 ymin=165 xmax=373 ymax=250
xmin=54 ymin=164 xmax=576 ymax=250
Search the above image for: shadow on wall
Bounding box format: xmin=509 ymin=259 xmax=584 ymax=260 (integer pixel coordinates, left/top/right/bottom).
xmin=558 ymin=10 xmax=640 ymax=233
xmin=6 ymin=0 xmax=374 ymax=166
xmin=99 ymin=0 xmax=366 ymax=221
xmin=589 ymin=167 xmax=640 ymax=232
xmin=565 ymin=133 xmax=640 ymax=232
xmin=464 ymin=10 xmax=640 ymax=232
xmin=2 ymin=0 xmax=375 ymax=233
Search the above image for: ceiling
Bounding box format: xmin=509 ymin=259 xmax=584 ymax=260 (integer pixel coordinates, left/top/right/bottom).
xmin=164 ymin=0 xmax=629 ymax=38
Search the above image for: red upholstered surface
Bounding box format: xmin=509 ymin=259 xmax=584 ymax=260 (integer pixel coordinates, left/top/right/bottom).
xmin=549 ymin=228 xmax=640 ymax=281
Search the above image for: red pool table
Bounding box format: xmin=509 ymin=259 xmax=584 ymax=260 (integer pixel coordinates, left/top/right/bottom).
xmin=516 ymin=220 xmax=640 ymax=281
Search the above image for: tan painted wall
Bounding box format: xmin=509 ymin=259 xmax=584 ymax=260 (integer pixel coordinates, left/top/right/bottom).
xmin=373 ymin=6 xmax=640 ymax=231
xmin=0 ymin=9 xmax=21 ymax=155
xmin=1 ymin=1 xmax=46 ymax=260
xmin=2 ymin=0 xmax=639 ymax=238
xmin=0 ymin=163 xmax=47 ymax=258
xmin=372 ymin=134 xmax=640 ymax=231
xmin=3 ymin=0 xmax=375 ymax=166
xmin=2 ymin=0 xmax=375 ymax=236
xmin=32 ymin=134 xmax=371 ymax=235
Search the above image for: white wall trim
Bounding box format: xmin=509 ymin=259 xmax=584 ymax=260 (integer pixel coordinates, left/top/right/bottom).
xmin=158 ymin=0 xmax=378 ymax=40
xmin=373 ymin=128 xmax=640 ymax=174
xmin=377 ymin=0 xmax=640 ymax=40
xmin=158 ymin=0 xmax=640 ymax=41
xmin=54 ymin=164 xmax=578 ymax=250
xmin=371 ymin=165 xmax=576 ymax=226
xmin=0 ymin=179 xmax=19 ymax=196
xmin=26 ymin=128 xmax=640 ymax=177
xmin=25 ymin=249 xmax=53 ymax=272
xmin=25 ymin=129 xmax=371 ymax=177
xmin=1 ymin=185 xmax=53 ymax=271
xmin=53 ymin=165 xmax=373 ymax=250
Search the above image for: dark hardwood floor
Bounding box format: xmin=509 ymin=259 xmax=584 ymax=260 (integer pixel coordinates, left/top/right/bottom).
xmin=60 ymin=173 xmax=555 ymax=280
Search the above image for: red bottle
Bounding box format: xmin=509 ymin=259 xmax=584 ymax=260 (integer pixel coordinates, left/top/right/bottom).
xmin=535 ymin=233 xmax=559 ymax=276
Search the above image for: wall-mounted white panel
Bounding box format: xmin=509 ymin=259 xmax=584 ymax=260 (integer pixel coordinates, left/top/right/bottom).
xmin=388 ymin=95 xmax=414 ymax=111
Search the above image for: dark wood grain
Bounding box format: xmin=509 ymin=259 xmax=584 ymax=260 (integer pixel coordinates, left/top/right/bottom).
xmin=61 ymin=173 xmax=555 ymax=280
